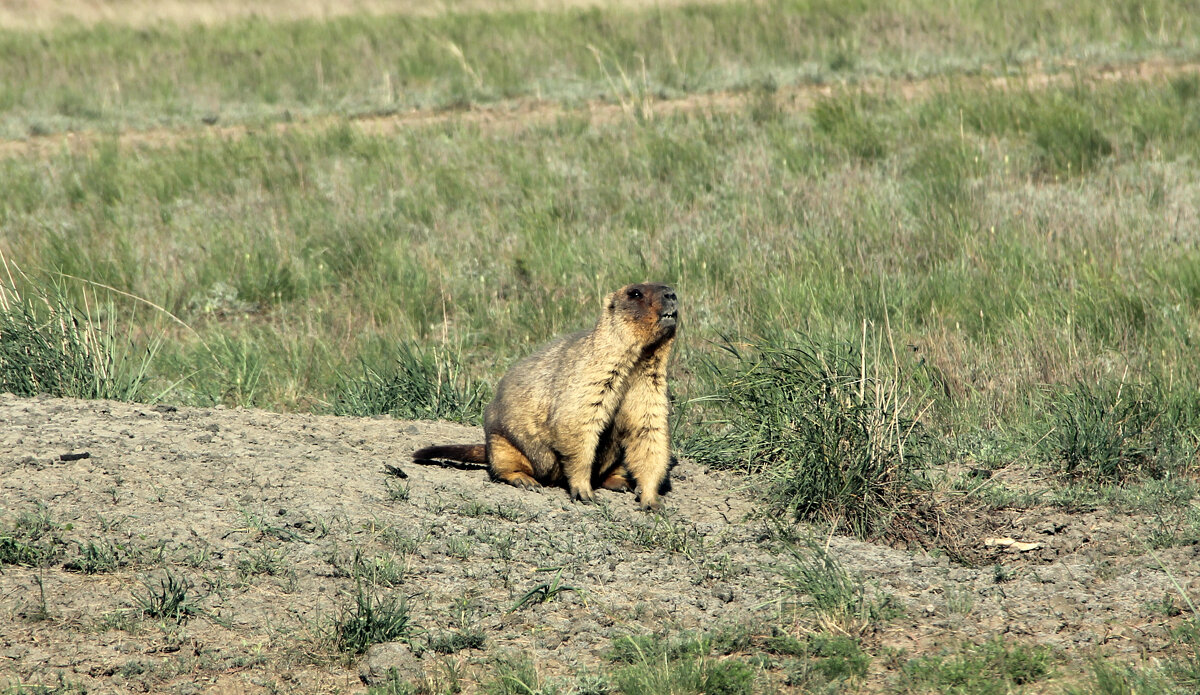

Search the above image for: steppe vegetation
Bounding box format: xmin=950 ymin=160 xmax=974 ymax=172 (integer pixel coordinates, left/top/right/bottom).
xmin=2 ymin=0 xmax=1200 ymax=692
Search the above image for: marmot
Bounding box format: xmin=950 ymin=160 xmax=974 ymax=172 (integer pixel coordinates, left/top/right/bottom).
xmin=412 ymin=282 xmax=678 ymax=510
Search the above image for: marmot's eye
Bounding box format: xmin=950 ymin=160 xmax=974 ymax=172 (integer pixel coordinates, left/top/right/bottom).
xmin=627 ymin=289 xmax=643 ymax=300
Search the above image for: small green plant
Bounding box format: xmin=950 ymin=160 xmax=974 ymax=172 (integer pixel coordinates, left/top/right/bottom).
xmin=428 ymin=628 xmax=486 ymax=654
xmin=0 ymin=504 xmax=67 ymax=567
xmin=1072 ymin=660 xmax=1176 ymax=695
xmin=329 ymin=549 xmax=408 ymax=587
xmin=510 ymin=568 xmax=581 ymax=612
xmin=232 ymin=507 xmax=308 ymax=543
xmin=63 ymin=539 xmax=126 ymax=573
xmin=992 ymin=564 xmax=1016 ymax=584
xmin=366 ymin=672 xmax=419 ymax=695
xmin=385 ymin=479 xmax=412 ymax=502
xmin=133 ymin=571 xmax=202 ymax=625
xmin=779 ymin=538 xmax=898 ymax=637
xmin=945 ymin=586 xmax=976 ymax=615
xmin=331 ymin=581 xmax=414 ymax=655
xmin=607 ymin=513 xmax=705 ymax=558
xmin=486 ymin=655 xmax=559 ymax=695
xmin=446 ymin=536 xmax=472 ymax=560
xmin=1166 ymin=618 xmax=1200 ymax=692
xmin=776 ymin=632 xmax=871 ymax=689
xmin=332 ymin=342 xmax=489 ymax=424
xmin=236 ymin=547 xmax=287 ymax=578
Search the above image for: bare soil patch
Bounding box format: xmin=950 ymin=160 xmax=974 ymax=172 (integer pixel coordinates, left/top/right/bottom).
xmin=1 ymin=394 xmax=1197 ymax=692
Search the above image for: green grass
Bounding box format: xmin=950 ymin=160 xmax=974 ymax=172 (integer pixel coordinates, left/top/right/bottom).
xmin=63 ymin=539 xmax=129 ymax=574
xmin=510 ymin=568 xmax=581 ymax=612
xmin=1044 ymin=378 xmax=1198 ymax=485
xmin=900 ymin=638 xmax=1055 ymax=694
xmin=332 ymin=341 xmax=489 ymax=423
xmin=0 ymin=262 xmax=156 ymax=401
xmin=778 ymin=538 xmax=900 ymax=637
xmin=2 ymin=0 xmax=1199 ymax=138
xmin=603 ymin=626 xmax=871 ymax=694
xmin=607 ymin=633 xmax=757 ymax=695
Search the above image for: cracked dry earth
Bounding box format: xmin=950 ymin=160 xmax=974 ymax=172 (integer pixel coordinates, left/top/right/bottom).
xmin=2 ymin=392 xmax=1199 ymax=693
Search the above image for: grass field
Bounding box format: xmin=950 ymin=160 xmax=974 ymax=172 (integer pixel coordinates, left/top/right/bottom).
xmin=3 ymin=0 xmax=1200 ymax=692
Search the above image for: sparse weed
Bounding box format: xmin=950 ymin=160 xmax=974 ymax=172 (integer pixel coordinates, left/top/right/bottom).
xmin=779 ymin=538 xmax=899 ymax=637
xmin=381 ymin=527 xmax=428 ymax=556
xmin=233 ymin=508 xmax=308 ymax=544
xmin=236 ymin=547 xmax=287 ymax=578
xmin=0 ymin=504 xmax=67 ymax=567
xmin=510 ymin=568 xmax=581 ymax=612
xmin=1072 ymin=660 xmax=1177 ymax=695
xmin=428 ymin=628 xmax=486 ymax=654
xmin=446 ymin=537 xmax=473 ymax=561
xmin=385 ymin=479 xmax=412 ymax=502
xmin=776 ymin=632 xmax=871 ymax=689
xmin=133 ymin=571 xmax=202 ymax=625
xmin=330 ymin=581 xmax=414 ymax=655
xmin=607 ymin=513 xmax=706 ymax=559
xmin=485 ymin=655 xmax=560 ymax=695
xmin=63 ymin=539 xmax=126 ymax=573
xmin=329 ymin=549 xmax=409 ymax=587
xmin=607 ymin=633 xmax=756 ymax=695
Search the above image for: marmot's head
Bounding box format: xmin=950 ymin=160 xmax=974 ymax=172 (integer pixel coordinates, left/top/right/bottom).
xmin=605 ymin=283 xmax=678 ymax=345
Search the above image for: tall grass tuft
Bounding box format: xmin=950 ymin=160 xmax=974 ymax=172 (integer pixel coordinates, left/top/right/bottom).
xmin=332 ymin=342 xmax=489 ymax=424
xmin=0 ymin=259 xmax=155 ymax=401
xmin=1047 ymin=379 xmax=1196 ymax=485
xmin=683 ymin=332 xmax=935 ymax=539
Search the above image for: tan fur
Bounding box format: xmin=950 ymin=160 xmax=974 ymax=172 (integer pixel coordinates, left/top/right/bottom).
xmin=412 ymin=283 xmax=677 ymax=510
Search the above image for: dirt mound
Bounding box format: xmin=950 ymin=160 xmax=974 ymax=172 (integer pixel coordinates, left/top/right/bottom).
xmin=1 ymin=393 xmax=1197 ymax=692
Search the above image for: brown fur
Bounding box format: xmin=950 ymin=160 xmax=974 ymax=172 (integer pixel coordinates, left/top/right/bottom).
xmin=412 ymin=282 xmax=678 ymax=510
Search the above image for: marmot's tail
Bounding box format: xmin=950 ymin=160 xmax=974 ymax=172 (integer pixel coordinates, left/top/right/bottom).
xmin=412 ymin=444 xmax=487 ymax=466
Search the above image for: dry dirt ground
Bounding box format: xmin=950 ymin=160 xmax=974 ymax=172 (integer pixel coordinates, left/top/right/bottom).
xmin=1 ymin=393 xmax=1199 ymax=693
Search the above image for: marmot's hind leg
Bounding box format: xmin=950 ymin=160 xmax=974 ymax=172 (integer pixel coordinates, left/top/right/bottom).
xmin=487 ymin=433 xmax=539 ymax=489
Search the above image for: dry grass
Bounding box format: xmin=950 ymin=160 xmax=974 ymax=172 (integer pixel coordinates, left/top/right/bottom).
xmin=0 ymin=0 xmax=719 ymax=29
